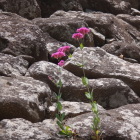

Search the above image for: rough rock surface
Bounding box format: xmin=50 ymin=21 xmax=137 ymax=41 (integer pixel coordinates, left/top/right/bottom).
xmin=48 ymin=101 xmax=105 ymax=119
xmin=45 ymin=10 xmax=140 ymax=44
xmin=0 ymin=76 xmax=51 ymax=122
xmin=66 ymin=103 xmax=140 ymax=140
xmin=64 ymin=47 xmax=140 ymax=96
xmin=0 ymin=0 xmax=41 ymax=19
xmin=0 ymin=104 xmax=139 ymax=140
xmin=0 ymin=53 xmax=29 ymax=76
xmin=0 ymin=11 xmax=48 ymax=61
xmin=33 ymin=17 xmax=94 ymax=47
xmin=117 ymin=14 xmax=140 ymax=31
xmin=26 ymin=61 xmax=140 ymax=109
xmin=0 ymin=118 xmax=60 ymax=140
xmin=0 ymin=0 xmax=140 ymax=139
xmin=102 ymin=41 xmax=140 ymax=63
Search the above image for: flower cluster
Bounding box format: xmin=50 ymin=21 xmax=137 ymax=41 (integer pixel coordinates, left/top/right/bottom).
xmin=51 ymin=46 xmax=71 ymax=66
xmin=72 ymin=27 xmax=90 ymax=40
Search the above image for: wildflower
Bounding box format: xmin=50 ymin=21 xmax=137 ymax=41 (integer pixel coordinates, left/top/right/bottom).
xmin=72 ymin=33 xmax=84 ymax=40
xmin=57 ymin=46 xmax=71 ymax=53
xmin=77 ymin=27 xmax=90 ymax=35
xmin=51 ymin=52 xmax=66 ymax=59
xmin=58 ymin=60 xmax=65 ymax=66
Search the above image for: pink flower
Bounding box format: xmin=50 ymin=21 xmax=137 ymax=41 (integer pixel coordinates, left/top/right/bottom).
xmin=51 ymin=52 xmax=66 ymax=59
xmin=76 ymin=27 xmax=90 ymax=35
xmin=58 ymin=60 xmax=65 ymax=66
xmin=72 ymin=33 xmax=84 ymax=40
xmin=57 ymin=46 xmax=71 ymax=52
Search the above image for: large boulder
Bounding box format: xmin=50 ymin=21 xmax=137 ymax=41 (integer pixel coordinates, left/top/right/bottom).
xmin=36 ymin=0 xmax=83 ymax=18
xmin=0 ymin=0 xmax=41 ymax=19
xmin=0 ymin=76 xmax=51 ymax=122
xmin=102 ymin=41 xmax=140 ymax=63
xmin=50 ymin=11 xmax=140 ymax=44
xmin=0 ymin=103 xmax=139 ymax=140
xmin=64 ymin=47 xmax=140 ymax=96
xmin=117 ymin=14 xmax=140 ymax=31
xmin=88 ymin=0 xmax=131 ymax=15
xmin=0 ymin=118 xmax=60 ymax=140
xmin=0 ymin=53 xmax=29 ymax=76
xmin=0 ymin=11 xmax=48 ymax=61
xmin=33 ymin=17 xmax=94 ymax=47
xmin=66 ymin=103 xmax=140 ymax=140
xmin=48 ymin=101 xmax=105 ymax=119
xmin=26 ymin=61 xmax=140 ymax=109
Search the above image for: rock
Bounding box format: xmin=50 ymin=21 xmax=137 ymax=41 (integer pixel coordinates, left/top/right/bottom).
xmin=26 ymin=61 xmax=140 ymax=109
xmin=0 ymin=0 xmax=41 ymax=19
xmin=66 ymin=103 xmax=140 ymax=140
xmin=64 ymin=47 xmax=140 ymax=96
xmin=90 ymin=28 xmax=105 ymax=47
xmin=48 ymin=101 xmax=105 ymax=119
xmin=123 ymin=0 xmax=140 ymax=10
xmin=0 ymin=53 xmax=29 ymax=76
xmin=0 ymin=76 xmax=51 ymax=122
xmin=51 ymin=11 xmax=140 ymax=44
xmin=117 ymin=14 xmax=140 ymax=31
xmin=88 ymin=0 xmax=131 ymax=15
xmin=0 ymin=118 xmax=61 ymax=140
xmin=36 ymin=0 xmax=83 ymax=18
xmin=102 ymin=41 xmax=140 ymax=63
xmin=33 ymin=17 xmax=94 ymax=47
xmin=131 ymin=8 xmax=140 ymax=16
xmin=0 ymin=104 xmax=139 ymax=140
xmin=0 ymin=11 xmax=48 ymax=61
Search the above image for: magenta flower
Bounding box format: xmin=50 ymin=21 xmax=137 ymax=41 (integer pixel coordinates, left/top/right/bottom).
xmin=77 ymin=27 xmax=90 ymax=35
xmin=58 ymin=60 xmax=65 ymax=66
xmin=57 ymin=46 xmax=71 ymax=53
xmin=72 ymin=33 xmax=84 ymax=40
xmin=51 ymin=52 xmax=66 ymax=59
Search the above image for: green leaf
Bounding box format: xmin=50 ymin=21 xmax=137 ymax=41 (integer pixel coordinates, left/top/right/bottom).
xmin=68 ymin=54 xmax=72 ymax=58
xmin=56 ymin=79 xmax=62 ymax=88
xmin=85 ymin=92 xmax=91 ymax=100
xmin=82 ymin=77 xmax=89 ymax=86
xmin=96 ymin=130 xmax=100 ymax=135
xmin=57 ymin=121 xmax=64 ymax=130
xmin=80 ymin=43 xmax=84 ymax=49
xmin=57 ymin=102 xmax=62 ymax=111
xmin=59 ymin=130 xmax=66 ymax=135
xmin=56 ymin=114 xmax=61 ymax=121
xmin=91 ymin=101 xmax=98 ymax=113
xmin=76 ymin=63 xmax=84 ymax=68
xmin=57 ymin=94 xmax=61 ymax=100
xmin=61 ymin=112 xmax=65 ymax=121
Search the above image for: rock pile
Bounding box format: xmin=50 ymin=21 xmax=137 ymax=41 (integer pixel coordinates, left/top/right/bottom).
xmin=0 ymin=0 xmax=140 ymax=139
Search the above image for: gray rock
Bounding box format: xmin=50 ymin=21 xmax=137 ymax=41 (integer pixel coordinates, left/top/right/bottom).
xmin=117 ymin=14 xmax=140 ymax=31
xmin=66 ymin=103 xmax=140 ymax=140
xmin=0 ymin=118 xmax=61 ymax=140
xmin=88 ymin=0 xmax=131 ymax=15
xmin=0 ymin=11 xmax=48 ymax=61
xmin=48 ymin=101 xmax=105 ymax=119
xmin=102 ymin=41 xmax=140 ymax=63
xmin=0 ymin=104 xmax=139 ymax=140
xmin=90 ymin=28 xmax=105 ymax=47
xmin=26 ymin=61 xmax=140 ymax=109
xmin=131 ymin=8 xmax=140 ymax=16
xmin=0 ymin=0 xmax=41 ymax=19
xmin=0 ymin=53 xmax=29 ymax=76
xmin=64 ymin=47 xmax=140 ymax=96
xmin=50 ymin=10 xmax=140 ymax=44
xmin=0 ymin=76 xmax=51 ymax=122
xmin=33 ymin=17 xmax=94 ymax=47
